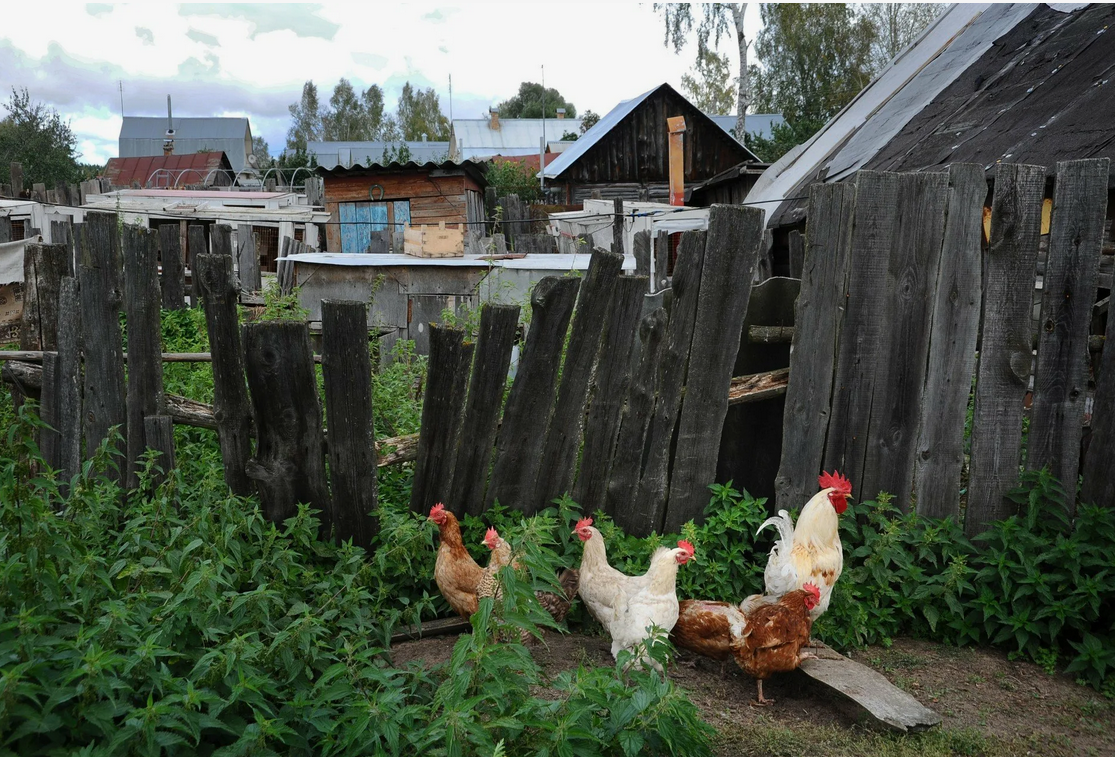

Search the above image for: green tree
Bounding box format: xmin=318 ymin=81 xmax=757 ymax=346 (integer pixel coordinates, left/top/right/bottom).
xmin=681 ymin=47 xmax=736 ymax=115
xmin=286 ymin=80 xmax=322 ymax=152
xmin=395 ymin=82 xmax=449 ymax=141
xmin=579 ymin=110 xmax=600 ymax=134
xmin=251 ymin=135 xmax=273 ymax=169
xmin=322 ymin=78 xmax=389 ymax=141
xmin=497 ymin=82 xmax=577 ymax=119
xmin=0 ymin=88 xmax=80 ymax=188
xmin=859 ymin=3 xmax=943 ymax=72
xmin=361 ymin=83 xmax=387 ymax=138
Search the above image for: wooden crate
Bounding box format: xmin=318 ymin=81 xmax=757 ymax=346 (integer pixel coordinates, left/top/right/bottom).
xmin=403 ymin=222 xmax=465 ymax=258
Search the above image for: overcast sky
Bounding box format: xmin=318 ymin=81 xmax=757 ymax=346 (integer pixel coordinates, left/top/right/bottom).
xmin=0 ymin=3 xmax=764 ymax=165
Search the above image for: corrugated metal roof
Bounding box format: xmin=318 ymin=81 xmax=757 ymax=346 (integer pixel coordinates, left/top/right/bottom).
xmin=119 ymin=117 xmax=251 ymax=141
xmin=315 ymin=159 xmax=488 ymax=187
xmin=307 ymin=141 xmax=451 ymax=170
xmin=707 ymin=113 xmax=786 ymax=140
xmin=103 ymin=152 xmax=232 ymax=188
xmin=452 ymin=117 xmax=583 ymax=159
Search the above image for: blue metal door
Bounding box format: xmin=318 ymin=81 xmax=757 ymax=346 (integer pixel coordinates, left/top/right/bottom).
xmin=369 ymin=202 xmax=388 ymax=232
xmin=393 ymin=200 xmax=411 ymax=228
xmin=340 ymin=202 xmax=374 ymax=253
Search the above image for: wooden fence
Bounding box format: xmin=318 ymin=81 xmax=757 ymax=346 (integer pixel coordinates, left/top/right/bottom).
xmin=774 ymin=160 xmax=1112 ymax=534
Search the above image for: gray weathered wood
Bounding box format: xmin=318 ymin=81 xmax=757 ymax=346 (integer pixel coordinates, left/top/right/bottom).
xmin=635 ymin=231 xmax=707 ymax=533
xmin=654 ymin=231 xmax=670 ymax=293
xmin=410 ymin=325 xmax=473 ymax=514
xmin=1083 ymin=302 xmax=1115 ymax=507
xmin=143 ymin=415 xmax=175 ymax=490
xmin=195 ymin=250 xmax=254 ymax=497
xmin=1027 ymin=159 xmax=1109 ymax=514
xmin=449 ymin=303 xmax=521 ymax=518
xmin=774 ymin=184 xmax=856 ymax=512
xmin=611 ymin=198 xmax=624 ymax=255
xmin=32 ymin=183 xmax=46 ymax=203
xmin=967 ymin=163 xmax=1045 ymax=535
xmin=49 ymin=219 xmax=75 ymax=277
xmin=860 ymin=172 xmax=949 ymax=511
xmin=606 ymin=307 xmax=669 ymax=534
xmin=914 ymin=165 xmax=987 ymax=519
xmin=187 ymin=224 xmax=206 ymax=307
xmin=9 ymin=162 xmax=23 ymax=199
xmin=633 ymin=230 xmax=651 ymax=279
xmin=787 ymin=229 xmax=805 ymax=279
xmin=534 ymin=249 xmax=624 ymax=506
xmin=278 ymin=237 xmax=295 ymax=295
xmin=76 ymin=213 xmax=126 ymax=479
xmin=40 ymin=352 xmax=60 ymax=470
xmin=574 ymin=275 xmax=649 ymax=512
xmin=233 ymin=224 xmax=262 ymax=293
xmin=243 ymin=321 xmax=332 ymax=528
xmin=158 ymin=224 xmax=187 ymax=310
xmin=0 ymin=216 xmax=10 ymax=242
xmin=486 ymin=276 xmax=580 ymax=513
xmin=823 ymin=171 xmax=899 ymax=494
xmin=56 ymin=278 xmax=82 ymax=483
xmin=321 ymin=300 xmax=378 ymax=549
xmin=122 ymin=226 xmax=166 ymax=489
xmin=20 ymin=243 xmax=67 ymax=351
xmin=665 ymin=205 xmax=763 ymax=531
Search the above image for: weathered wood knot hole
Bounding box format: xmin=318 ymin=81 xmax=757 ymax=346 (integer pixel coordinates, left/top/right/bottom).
xmin=949 ymin=285 xmax=959 ymax=304
xmin=1044 ymin=319 xmax=1055 ymax=333
xmin=1070 ymin=388 xmax=1080 ymax=400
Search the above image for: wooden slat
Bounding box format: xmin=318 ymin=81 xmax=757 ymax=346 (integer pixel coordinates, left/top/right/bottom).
xmin=967 ymin=163 xmax=1045 ymax=535
xmin=1083 ymin=303 xmax=1115 ymax=506
xmin=774 ymin=183 xmax=855 ymax=513
xmin=914 ymin=164 xmax=986 ymax=519
xmin=159 ymin=224 xmax=187 ymax=311
xmin=187 ymin=224 xmax=206 ymax=307
xmin=143 ymin=415 xmax=176 ymax=490
xmin=1027 ymin=159 xmax=1110 ymax=514
xmin=633 ymin=230 xmax=651 ymax=279
xmin=787 ymin=229 xmax=804 ymax=280
xmin=236 ymin=224 xmax=262 ymax=293
xmin=56 ymin=278 xmax=82 ymax=487
xmin=20 ymin=243 xmax=67 ymax=351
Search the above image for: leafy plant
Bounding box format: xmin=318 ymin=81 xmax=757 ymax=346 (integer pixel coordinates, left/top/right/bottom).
xmin=256 ymin=280 xmax=309 ymax=322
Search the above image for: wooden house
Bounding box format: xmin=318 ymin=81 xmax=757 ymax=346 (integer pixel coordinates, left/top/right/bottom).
xmin=317 ymin=160 xmax=488 ymax=253
xmin=540 ymin=83 xmax=760 ymax=203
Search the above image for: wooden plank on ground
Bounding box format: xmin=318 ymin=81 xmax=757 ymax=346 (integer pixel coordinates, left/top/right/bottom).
xmin=390 ymin=616 xmax=472 ymax=645
xmin=914 ymin=164 xmax=986 ymax=520
xmin=860 ymin=172 xmax=949 ymax=511
xmin=665 ymin=205 xmax=763 ymax=532
xmin=774 ymin=183 xmax=855 ymax=513
xmin=1027 ymin=158 xmax=1110 ymax=514
xmin=159 ymin=224 xmax=187 ymax=310
xmin=967 ymin=163 xmax=1045 ymax=535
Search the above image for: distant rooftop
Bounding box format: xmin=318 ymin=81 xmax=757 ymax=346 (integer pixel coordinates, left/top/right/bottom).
xmin=306 ymin=140 xmax=451 ymax=170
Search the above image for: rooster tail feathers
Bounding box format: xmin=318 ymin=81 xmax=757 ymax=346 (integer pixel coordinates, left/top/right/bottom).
xmin=756 ymin=509 xmax=795 ymax=547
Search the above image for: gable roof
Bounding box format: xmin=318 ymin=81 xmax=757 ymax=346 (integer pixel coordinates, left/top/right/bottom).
xmin=103 ymin=152 xmax=232 ymax=188
xmin=119 ymin=117 xmax=251 ymax=141
xmin=452 ymin=117 xmax=583 ymax=159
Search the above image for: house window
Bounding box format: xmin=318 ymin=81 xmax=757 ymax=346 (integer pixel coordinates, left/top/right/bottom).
xmin=339 ymin=200 xmax=411 ymax=253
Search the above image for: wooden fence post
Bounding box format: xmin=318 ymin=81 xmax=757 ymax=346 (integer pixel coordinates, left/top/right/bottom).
xmin=633 ymin=230 xmax=651 ymax=280
xmin=187 ymin=224 xmax=206 ymax=307
xmin=56 ymin=277 xmax=82 ymax=484
xmin=21 ymin=243 xmax=68 ymax=351
xmin=143 ymin=415 xmax=176 ymax=490
xmin=122 ymin=226 xmax=167 ymax=489
xmin=236 ymin=224 xmax=262 ymax=292
xmin=612 ymin=198 xmax=624 ymax=255
xmin=158 ymin=224 xmax=187 ymax=310
xmin=1082 ymin=295 xmax=1115 ymax=507
xmin=243 ymin=320 xmax=332 ymax=528
xmin=774 ymin=183 xmax=855 ymax=513
xmin=409 ymin=324 xmax=473 ymax=514
xmin=448 ymin=303 xmax=521 ymax=518
xmin=534 ymin=250 xmax=624 ymax=507
xmin=913 ymin=165 xmax=986 ymax=519
xmin=634 ymin=231 xmax=707 ymax=532
xmin=1027 ymin=158 xmax=1110 ymax=514
xmin=0 ymin=216 xmax=10 ymax=242
xmin=195 ymin=249 xmax=254 ymax=497
xmin=966 ymin=163 xmax=1045 ymax=535
xmin=787 ymin=229 xmax=805 ymax=280
xmin=486 ymin=276 xmax=580 ymax=513
xmin=665 ymin=205 xmax=763 ymax=532
xmin=76 ymin=213 xmax=127 ymax=480
xmin=573 ymin=275 xmax=648 ymax=512
xmin=40 ymin=352 xmax=60 ymax=470
xmin=654 ymin=230 xmax=670 ymax=293
xmin=49 ymin=219 xmax=75 ymax=276
xmin=321 ymin=299 xmax=378 ymax=549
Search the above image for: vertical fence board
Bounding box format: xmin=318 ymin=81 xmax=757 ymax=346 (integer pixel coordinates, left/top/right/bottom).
xmin=410 ymin=325 xmax=473 ymax=513
xmin=914 ymin=164 xmax=987 ymax=519
xmin=321 ymin=300 xmax=378 ymax=548
xmin=243 ymin=321 xmax=332 ymax=528
xmin=158 ymin=224 xmax=186 ymax=311
xmin=0 ymin=216 xmax=10 ymax=243
xmin=607 ymin=307 xmax=670 ymax=534
xmin=143 ymin=415 xmax=175 ymax=490
xmin=774 ymin=183 xmax=856 ymax=512
xmin=611 ymin=198 xmax=624 ymax=255
xmin=665 ymin=205 xmax=763 ymax=532
xmin=1027 ymin=158 xmax=1110 ymax=513
xmin=633 ymin=230 xmax=651 ymax=279
xmin=573 ymin=276 xmax=649 ymax=512
xmin=486 ymin=276 xmax=580 ymax=514
xmin=236 ymin=224 xmax=262 ymax=292
xmin=788 ymin=230 xmax=805 ymax=280
xmin=76 ymin=213 xmax=126 ymax=479
xmin=636 ymin=231 xmax=707 ymax=532
xmin=187 ymin=224 xmax=206 ymax=308
xmin=449 ymin=303 xmax=521 ymax=518
xmin=123 ymin=226 xmax=166 ymax=489
xmin=20 ymin=243 xmax=67 ymax=350
xmin=860 ymin=172 xmax=949 ymax=511
xmin=49 ymin=219 xmax=75 ymax=276
xmin=823 ymin=171 xmax=900 ymax=495
xmin=40 ymin=352 xmax=60 ymax=470
xmin=1082 ymin=294 xmax=1115 ymax=507
xmin=534 ymin=250 xmax=624 ymax=506
xmin=967 ymin=163 xmax=1045 ymax=535
xmin=56 ymin=277 xmax=82 ymax=483
xmin=195 ymin=250 xmax=254 ymax=496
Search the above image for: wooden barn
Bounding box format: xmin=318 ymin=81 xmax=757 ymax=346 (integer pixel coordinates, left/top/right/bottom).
xmin=540 ymin=83 xmax=760 ymax=203
xmin=317 ymin=161 xmax=487 ymax=253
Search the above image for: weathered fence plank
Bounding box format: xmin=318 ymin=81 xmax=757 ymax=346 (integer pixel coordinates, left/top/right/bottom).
xmin=1027 ymin=158 xmax=1110 ymax=514
xmin=654 ymin=231 xmax=670 ymax=294
xmin=236 ymin=224 xmax=262 ymax=292
xmin=195 ymin=249 xmax=254 ymax=496
xmin=574 ymin=276 xmax=649 ymax=512
xmin=410 ymin=325 xmax=473 ymax=514
xmin=486 ymin=276 xmax=580 ymax=514
xmin=158 ymin=224 xmax=187 ymax=310
xmin=143 ymin=415 xmax=175 ymax=489
xmin=321 ymin=300 xmax=378 ymax=549
xmin=56 ymin=278 xmax=82 ymax=483
xmin=633 ymin=230 xmax=651 ymax=279
xmin=187 ymin=224 xmax=206 ymax=307
xmin=278 ymin=237 xmax=295 ymax=295
xmin=40 ymin=352 xmax=60 ymax=470
xmin=49 ymin=219 xmax=75 ymax=276
xmin=449 ymin=303 xmax=521 ymax=518
xmin=913 ymin=164 xmax=987 ymax=519
xmin=1082 ymin=294 xmax=1115 ymax=507
xmin=606 ymin=307 xmax=669 ymax=534
xmin=860 ymin=172 xmax=949 ymax=511
xmin=635 ymin=231 xmax=707 ymax=533
xmin=823 ymin=171 xmax=900 ymax=494
xmin=967 ymin=163 xmax=1045 ymax=535
xmin=20 ymin=243 xmax=68 ymax=351
xmin=122 ymin=226 xmax=166 ymax=489
xmin=787 ymin=229 xmax=805 ymax=280
xmin=665 ymin=205 xmax=763 ymax=532
xmin=611 ymin=198 xmax=624 ymax=255
xmin=534 ymin=249 xmax=624 ymax=506
xmin=243 ymin=321 xmax=333 ymax=527
xmin=774 ymin=183 xmax=856 ymax=512
xmin=0 ymin=216 xmax=10 ymax=242
xmin=76 ymin=213 xmax=127 ymax=479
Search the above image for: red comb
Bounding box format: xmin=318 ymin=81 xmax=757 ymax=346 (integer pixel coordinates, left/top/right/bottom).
xmin=575 ymin=517 xmax=593 ymax=530
xmin=803 ymin=582 xmax=821 ymax=598
xmin=484 ymin=527 xmax=499 ymax=548
xmin=677 ymin=539 xmax=695 ymax=556
xmin=818 ymin=470 xmax=852 ymax=495
xmin=429 ymin=503 xmax=445 ymax=517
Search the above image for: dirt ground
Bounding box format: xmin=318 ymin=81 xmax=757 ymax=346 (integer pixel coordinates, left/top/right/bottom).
xmin=391 ymin=631 xmax=1113 ymax=757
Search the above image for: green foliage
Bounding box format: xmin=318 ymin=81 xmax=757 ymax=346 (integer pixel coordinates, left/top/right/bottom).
xmin=485 ymin=160 xmax=541 ymax=205
xmin=681 ymin=47 xmax=737 ymax=115
xmin=0 ymin=87 xmax=82 ymax=188
xmin=395 ymin=82 xmax=450 ymax=142
xmin=579 ymin=111 xmax=600 ymax=134
xmin=372 ymin=340 xmax=427 ymax=439
xmin=497 ymin=82 xmax=577 ymax=119
xmin=256 ymin=281 xmax=310 ymax=323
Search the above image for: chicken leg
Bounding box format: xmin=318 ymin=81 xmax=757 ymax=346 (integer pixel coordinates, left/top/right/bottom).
xmin=752 ymin=679 xmax=774 ymax=707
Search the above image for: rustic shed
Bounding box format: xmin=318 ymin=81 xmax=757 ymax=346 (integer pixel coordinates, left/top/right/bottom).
xmin=317 ymin=161 xmax=488 ymax=254
xmin=540 ymin=83 xmax=760 ymax=203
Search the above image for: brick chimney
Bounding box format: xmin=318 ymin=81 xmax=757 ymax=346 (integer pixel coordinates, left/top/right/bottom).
xmin=489 ymin=107 xmax=500 ymax=131
xmin=556 ymin=108 xmax=566 ymax=120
